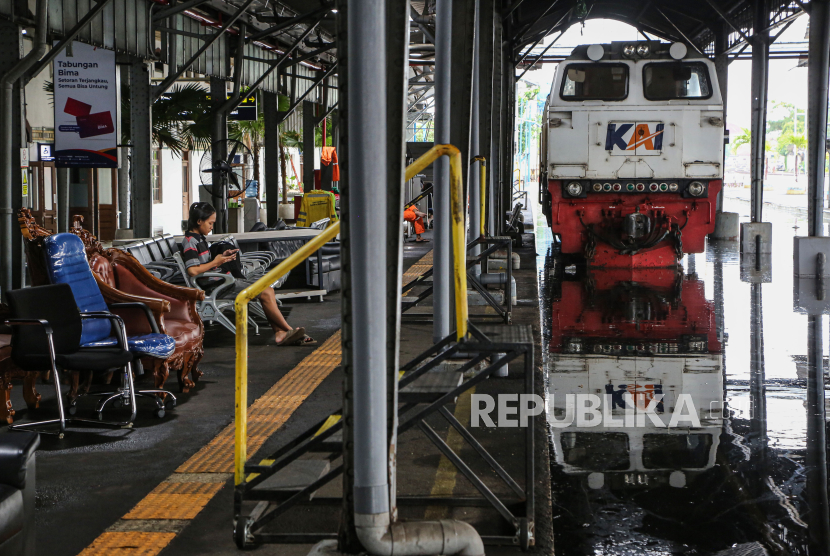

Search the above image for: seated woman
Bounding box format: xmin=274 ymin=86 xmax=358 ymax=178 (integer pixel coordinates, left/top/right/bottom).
xmin=183 ymin=202 xmax=314 ymax=346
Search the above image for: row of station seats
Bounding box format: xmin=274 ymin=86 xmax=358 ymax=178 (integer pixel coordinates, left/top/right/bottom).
xmin=114 ymin=230 xmax=341 ymax=334
xmin=116 ymin=232 xmax=341 ymax=290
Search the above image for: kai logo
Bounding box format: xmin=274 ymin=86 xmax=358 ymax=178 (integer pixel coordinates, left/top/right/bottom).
xmin=605 ymin=122 xmax=664 ymax=154
xmin=605 ymin=383 xmax=665 ymax=413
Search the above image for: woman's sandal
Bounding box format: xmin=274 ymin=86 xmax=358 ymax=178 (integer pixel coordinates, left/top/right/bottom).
xmin=276 ymin=327 xmax=306 ymax=346
xmin=295 ymin=335 xmax=317 ymax=346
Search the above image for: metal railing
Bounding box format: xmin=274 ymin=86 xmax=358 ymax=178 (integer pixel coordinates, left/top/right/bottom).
xmin=233 ymin=222 xmax=340 ymax=485
xmin=233 ymin=143 xmax=468 ymax=487
xmin=404 ymin=144 xmax=468 ymax=340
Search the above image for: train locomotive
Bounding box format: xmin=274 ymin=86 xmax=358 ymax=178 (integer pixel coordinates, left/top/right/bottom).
xmin=540 ymin=41 xmax=724 ymax=268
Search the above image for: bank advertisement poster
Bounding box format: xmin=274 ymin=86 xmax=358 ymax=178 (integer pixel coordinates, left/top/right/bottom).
xmin=53 ymin=42 xmax=118 ymax=168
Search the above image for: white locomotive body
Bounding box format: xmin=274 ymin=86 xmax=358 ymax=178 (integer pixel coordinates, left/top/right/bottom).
xmin=540 ymin=41 xmax=725 ymax=268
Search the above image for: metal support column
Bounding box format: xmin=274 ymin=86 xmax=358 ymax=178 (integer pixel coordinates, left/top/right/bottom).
xmin=479 ymin=0 xmax=495 ymax=237
xmin=807 ymin=0 xmax=830 ymax=236
xmin=749 ymin=0 xmax=769 ymax=223
xmin=469 ymin=0 xmax=482 ymax=275
xmin=349 ymin=0 xmax=389 ymax=521
xmin=489 ymin=4 xmax=503 ymax=235
xmin=434 ymin=0 xmax=452 ymax=342
xmin=303 ymin=100 xmax=316 ymax=191
xmin=385 ymin=0 xmax=409 ymax=520
xmin=714 ymin=23 xmax=729 ymax=214
xmin=449 ymin=0 xmax=477 ymax=202
xmin=0 ymin=18 xmax=24 ymax=294
xmin=130 ymin=59 xmax=153 ymax=239
xmin=263 ymin=91 xmax=282 ymax=226
xmin=500 ymin=43 xmax=514 ymax=235
xmin=209 ymin=77 xmax=228 ymax=228
xmin=118 ymin=62 xmax=131 ymax=230
xmin=334 ymin=0 xmax=358 ymax=547
xmin=57 ymin=168 xmax=69 ymax=233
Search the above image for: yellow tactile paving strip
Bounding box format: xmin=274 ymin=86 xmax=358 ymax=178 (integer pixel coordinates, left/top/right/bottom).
xmin=78 ymin=532 xmax=177 ymax=556
xmin=76 ymin=251 xmax=435 ymax=556
xmin=123 ymin=482 xmax=224 ymax=520
xmin=177 ymin=330 xmax=342 ymax=474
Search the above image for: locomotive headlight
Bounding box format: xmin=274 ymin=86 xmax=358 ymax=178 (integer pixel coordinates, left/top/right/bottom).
xmin=623 ymin=44 xmax=636 ymax=57
xmin=566 ymin=181 xmax=583 ymax=196
xmin=637 ymin=44 xmax=650 ymax=57
xmin=688 ymin=181 xmax=705 ymax=197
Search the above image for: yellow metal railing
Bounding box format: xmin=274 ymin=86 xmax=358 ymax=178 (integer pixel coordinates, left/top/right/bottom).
xmin=473 ymin=156 xmax=486 ymax=237
xmin=405 ymin=144 xmax=468 ymax=342
xmin=234 ymin=143 xmax=468 ymax=487
xmin=233 ymin=222 xmax=340 ymax=485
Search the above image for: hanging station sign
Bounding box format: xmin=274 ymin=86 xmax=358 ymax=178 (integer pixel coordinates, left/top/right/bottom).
xmin=229 ymin=95 xmax=257 ymax=121
xmin=53 ymin=42 xmax=118 ymax=168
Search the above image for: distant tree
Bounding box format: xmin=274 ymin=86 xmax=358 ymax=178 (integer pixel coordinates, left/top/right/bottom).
xmin=731 ymin=127 xmax=751 ymax=155
xmin=779 ymin=131 xmax=807 ymax=180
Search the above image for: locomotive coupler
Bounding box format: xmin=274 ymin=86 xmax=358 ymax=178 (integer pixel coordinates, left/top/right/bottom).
xmin=624 ymin=207 xmax=651 ymax=239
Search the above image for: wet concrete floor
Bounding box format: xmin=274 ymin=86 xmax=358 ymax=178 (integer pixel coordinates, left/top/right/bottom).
xmin=538 ymin=197 xmax=830 ymax=555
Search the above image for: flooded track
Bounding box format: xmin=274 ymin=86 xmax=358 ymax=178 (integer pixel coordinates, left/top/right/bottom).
xmin=538 ymin=198 xmax=830 ymax=556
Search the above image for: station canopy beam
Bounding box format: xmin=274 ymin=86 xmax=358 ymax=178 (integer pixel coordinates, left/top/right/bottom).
xmin=505 ymin=0 xmax=807 ymax=57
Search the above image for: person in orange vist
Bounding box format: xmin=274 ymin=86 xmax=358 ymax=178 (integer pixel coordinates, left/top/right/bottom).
xmin=403 ymin=205 xmax=429 ymax=242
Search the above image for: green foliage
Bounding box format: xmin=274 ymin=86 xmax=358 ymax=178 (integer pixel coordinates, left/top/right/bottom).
xmin=281 ymin=130 xmax=301 ymax=148
xmin=767 ymin=101 xmax=804 ymax=135
xmin=521 ymin=87 xmax=540 ymax=103
xmin=731 ymin=127 xmax=750 ymax=155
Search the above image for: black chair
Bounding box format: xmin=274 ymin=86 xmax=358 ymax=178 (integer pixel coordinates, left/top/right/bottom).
xmin=5 ymin=284 xmax=137 ymax=438
xmin=0 ymin=431 xmax=38 ymax=556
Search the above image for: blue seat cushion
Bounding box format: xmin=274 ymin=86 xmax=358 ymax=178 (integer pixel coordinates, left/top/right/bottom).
xmin=82 ymin=333 xmax=176 ymax=359
xmin=43 ymin=234 xmax=111 ymax=344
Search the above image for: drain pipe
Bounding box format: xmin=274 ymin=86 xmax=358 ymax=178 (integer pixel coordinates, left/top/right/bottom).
xmin=348 ymin=0 xmax=483 ymax=554
xmin=1 ymin=0 xmax=47 ymax=296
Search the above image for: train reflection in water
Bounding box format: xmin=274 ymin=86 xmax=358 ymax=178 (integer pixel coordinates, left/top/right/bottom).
xmin=548 ymin=268 xmax=723 ymax=491
xmin=543 ymin=249 xmax=830 ymax=555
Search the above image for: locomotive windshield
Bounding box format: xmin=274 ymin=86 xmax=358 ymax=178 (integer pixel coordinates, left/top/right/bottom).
xmin=560 ymin=63 xmax=628 ymax=101
xmin=643 ymin=62 xmax=712 ymax=100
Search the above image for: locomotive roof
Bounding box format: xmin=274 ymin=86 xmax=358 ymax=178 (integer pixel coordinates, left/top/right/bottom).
xmin=507 ymin=0 xmax=804 ymax=57
xmin=565 ymin=42 xmax=711 ymax=62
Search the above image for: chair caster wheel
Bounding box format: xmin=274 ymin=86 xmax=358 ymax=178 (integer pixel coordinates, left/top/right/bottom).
xmin=96 ymin=412 xmax=104 ymax=421
xmin=58 ymin=433 xmax=64 ymax=439
xmin=234 ymin=516 xmax=254 ymax=549
xmin=154 ymin=408 xmax=165 ymax=419
xmin=67 ymin=404 xmax=77 ymax=416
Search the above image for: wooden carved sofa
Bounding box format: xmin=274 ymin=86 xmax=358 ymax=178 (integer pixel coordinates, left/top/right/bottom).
xmin=18 ymin=209 xmax=206 ymax=393
xmin=0 ymin=306 xmax=40 ymax=425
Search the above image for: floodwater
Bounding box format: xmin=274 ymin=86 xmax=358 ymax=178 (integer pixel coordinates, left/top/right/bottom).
xmin=537 ymin=197 xmax=830 ymax=556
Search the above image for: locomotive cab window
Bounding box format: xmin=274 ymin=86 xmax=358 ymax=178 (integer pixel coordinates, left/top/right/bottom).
xmin=643 ymin=62 xmax=712 ymax=100
xmin=560 ymin=63 xmax=628 ymax=101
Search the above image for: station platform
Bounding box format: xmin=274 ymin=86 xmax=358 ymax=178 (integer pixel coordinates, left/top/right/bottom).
xmin=14 ymin=230 xmax=552 ymax=556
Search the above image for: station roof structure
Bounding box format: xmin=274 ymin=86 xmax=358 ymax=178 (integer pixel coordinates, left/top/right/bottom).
xmin=507 ymin=0 xmax=807 ymax=55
